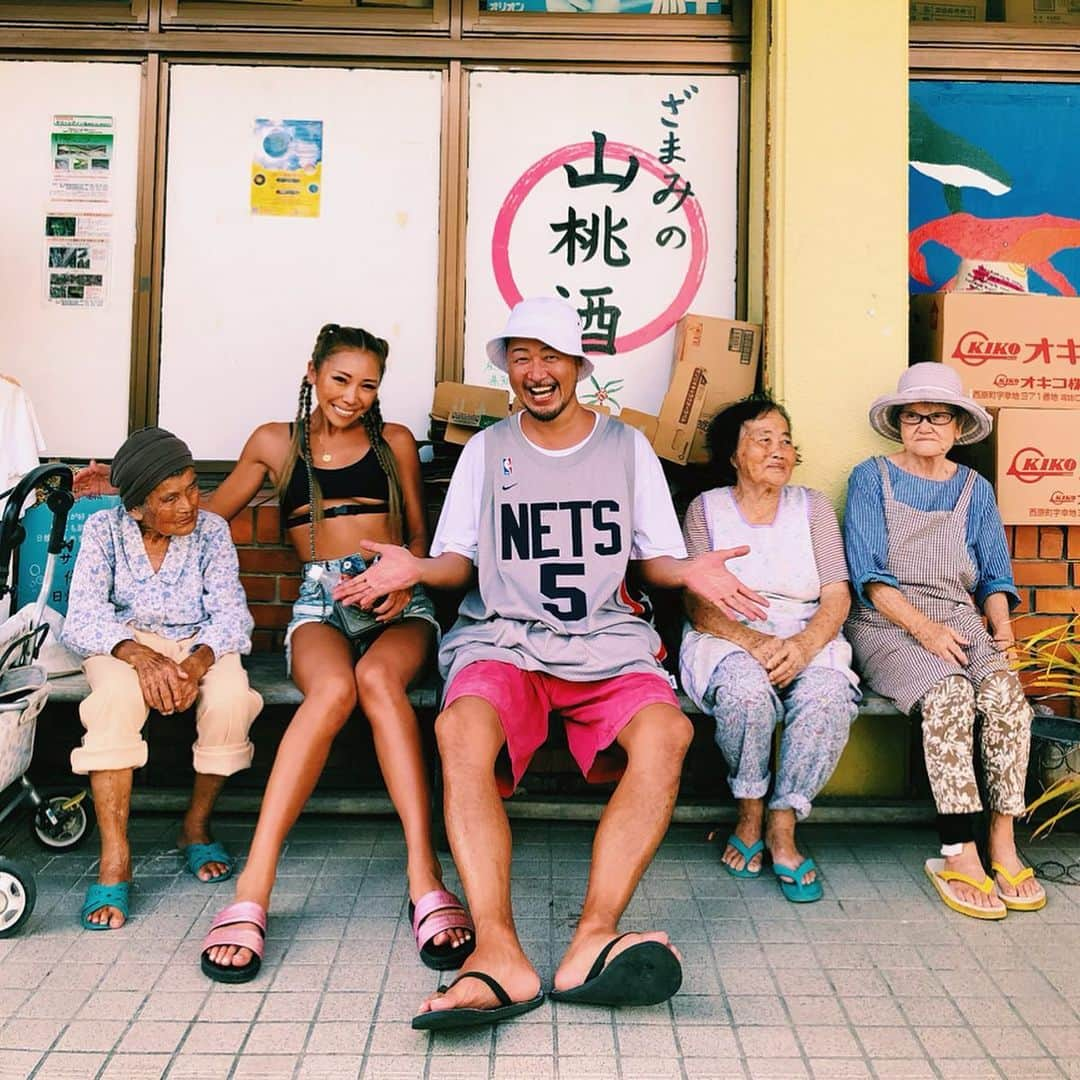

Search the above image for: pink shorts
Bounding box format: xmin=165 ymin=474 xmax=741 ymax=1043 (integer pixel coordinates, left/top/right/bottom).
xmin=443 ymin=660 xmax=680 ymax=798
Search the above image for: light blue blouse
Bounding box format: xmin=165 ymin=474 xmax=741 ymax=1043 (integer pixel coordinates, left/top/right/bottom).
xmin=61 ymin=507 xmax=254 ymax=660
xmin=843 ymin=457 xmax=1019 ymax=611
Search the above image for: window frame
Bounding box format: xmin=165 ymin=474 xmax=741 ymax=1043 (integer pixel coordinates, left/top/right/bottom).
xmin=0 ymin=0 xmax=148 ymax=26
xmin=461 ymin=0 xmax=746 ymax=42
xmin=0 ymin=0 xmax=750 ymax=465
xmin=161 ymin=0 xmax=449 ymax=34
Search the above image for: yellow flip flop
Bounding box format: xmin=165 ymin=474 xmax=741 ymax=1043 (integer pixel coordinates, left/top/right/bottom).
xmin=924 ymin=859 xmax=1007 ymax=921
xmin=990 ymin=861 xmax=1047 ymax=912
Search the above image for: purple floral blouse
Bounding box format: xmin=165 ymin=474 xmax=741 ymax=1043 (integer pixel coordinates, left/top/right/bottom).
xmin=61 ymin=507 xmax=254 ymax=660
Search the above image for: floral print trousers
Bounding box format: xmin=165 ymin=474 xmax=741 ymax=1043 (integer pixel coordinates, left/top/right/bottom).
xmin=919 ymin=670 xmax=1032 ymax=816
xmin=705 ymin=651 xmax=858 ymax=820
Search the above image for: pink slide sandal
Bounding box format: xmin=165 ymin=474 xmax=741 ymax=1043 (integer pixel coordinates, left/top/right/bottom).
xmin=200 ymin=900 xmax=267 ymax=983
xmin=409 ymin=889 xmax=476 ymax=971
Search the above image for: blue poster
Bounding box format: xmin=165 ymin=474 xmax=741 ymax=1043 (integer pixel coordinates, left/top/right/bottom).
xmin=15 ymin=495 xmax=121 ymax=616
xmin=910 ymin=81 xmax=1080 ymax=297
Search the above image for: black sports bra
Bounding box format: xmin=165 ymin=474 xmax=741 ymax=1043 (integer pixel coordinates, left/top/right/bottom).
xmin=281 ymin=427 xmax=389 ymax=525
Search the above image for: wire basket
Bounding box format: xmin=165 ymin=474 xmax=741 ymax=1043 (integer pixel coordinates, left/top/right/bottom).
xmin=0 ymin=684 xmax=48 ymax=794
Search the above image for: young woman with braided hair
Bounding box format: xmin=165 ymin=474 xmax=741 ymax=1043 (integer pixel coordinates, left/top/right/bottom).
xmin=197 ymin=323 xmax=474 ymax=983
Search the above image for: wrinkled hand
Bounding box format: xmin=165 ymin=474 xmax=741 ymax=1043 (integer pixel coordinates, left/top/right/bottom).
xmin=176 ymin=651 xmax=212 ymax=710
xmin=684 ymin=546 xmax=768 ymax=622
xmin=915 ymin=619 xmax=969 ymax=665
xmin=72 ymin=460 xmax=117 ymax=499
xmin=764 ymin=636 xmax=811 ymax=688
xmin=332 ymin=541 xmax=422 ymax=609
xmin=121 ymin=643 xmax=193 ymax=715
xmin=745 ymin=632 xmax=784 ymax=670
xmin=990 ymin=624 xmax=1016 ymax=653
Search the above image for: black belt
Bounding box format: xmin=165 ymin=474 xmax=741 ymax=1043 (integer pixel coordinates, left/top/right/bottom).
xmin=286 ymin=503 xmax=387 ymax=529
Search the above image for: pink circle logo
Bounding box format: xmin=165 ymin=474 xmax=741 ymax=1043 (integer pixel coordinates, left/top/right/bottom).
xmin=491 ymin=139 xmax=708 ymax=355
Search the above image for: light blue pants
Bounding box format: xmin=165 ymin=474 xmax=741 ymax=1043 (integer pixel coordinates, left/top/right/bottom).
xmin=704 ymin=651 xmax=857 ymax=820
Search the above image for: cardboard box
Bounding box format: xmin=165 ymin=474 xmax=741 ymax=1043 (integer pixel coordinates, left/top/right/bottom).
xmin=995 ymin=408 xmax=1080 ymax=524
xmin=910 ymin=0 xmax=987 ymax=21
xmin=910 ymin=292 xmax=1080 ymax=409
xmin=653 ymin=363 xmax=710 ymax=465
xmin=672 ymin=314 xmax=761 ymax=464
xmin=1004 ymin=0 xmax=1080 ymax=25
xmin=430 ymin=382 xmax=509 ymax=445
xmin=617 ymin=407 xmax=659 ymax=444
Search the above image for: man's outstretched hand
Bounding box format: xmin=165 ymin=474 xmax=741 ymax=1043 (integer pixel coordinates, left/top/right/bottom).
xmin=72 ymin=460 xmax=117 ymax=499
xmin=683 ymin=546 xmax=768 ymax=622
xmin=332 ymin=541 xmax=422 ymax=610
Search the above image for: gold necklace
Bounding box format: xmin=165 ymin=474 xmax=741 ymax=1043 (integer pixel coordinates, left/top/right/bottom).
xmin=311 ymin=424 xmax=333 ymax=463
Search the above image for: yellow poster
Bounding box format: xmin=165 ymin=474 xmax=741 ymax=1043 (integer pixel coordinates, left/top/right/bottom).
xmin=251 ymin=118 xmax=323 ymax=218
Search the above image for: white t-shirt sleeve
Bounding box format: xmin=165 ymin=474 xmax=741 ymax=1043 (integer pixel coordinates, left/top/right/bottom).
xmin=430 ymin=433 xmax=485 ymax=562
xmin=630 ymin=429 xmax=687 ymax=560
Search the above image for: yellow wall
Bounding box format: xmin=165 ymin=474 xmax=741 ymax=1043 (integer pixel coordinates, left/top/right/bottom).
xmin=759 ymin=0 xmax=909 ymax=502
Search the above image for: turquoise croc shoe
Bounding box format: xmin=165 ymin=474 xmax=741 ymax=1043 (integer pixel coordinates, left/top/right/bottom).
xmin=81 ymin=882 xmax=130 ymax=930
xmin=183 ymin=842 xmax=234 ymax=883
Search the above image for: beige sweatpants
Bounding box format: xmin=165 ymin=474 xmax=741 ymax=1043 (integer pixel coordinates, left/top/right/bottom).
xmin=70 ymin=629 xmax=262 ymax=777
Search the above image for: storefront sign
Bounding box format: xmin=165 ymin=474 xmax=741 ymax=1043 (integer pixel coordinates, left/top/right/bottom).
xmin=465 ymin=72 xmax=739 ymax=416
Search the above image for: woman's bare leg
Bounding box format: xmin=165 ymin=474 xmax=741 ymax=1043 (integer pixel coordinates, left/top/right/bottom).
xmin=355 ymin=621 xmax=468 ymax=949
xmin=207 ymin=623 xmax=357 ymax=968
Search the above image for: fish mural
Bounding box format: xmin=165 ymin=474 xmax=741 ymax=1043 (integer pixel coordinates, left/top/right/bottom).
xmin=909 ymin=102 xmax=1011 ymax=214
xmin=910 ymin=82 xmax=1080 ymax=297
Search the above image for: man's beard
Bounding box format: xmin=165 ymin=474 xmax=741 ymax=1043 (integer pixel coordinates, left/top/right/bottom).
xmin=522 ymin=389 xmax=570 ymax=423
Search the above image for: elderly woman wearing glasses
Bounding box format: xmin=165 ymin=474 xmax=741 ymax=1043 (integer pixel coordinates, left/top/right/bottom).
xmin=844 ymin=362 xmax=1042 ymax=921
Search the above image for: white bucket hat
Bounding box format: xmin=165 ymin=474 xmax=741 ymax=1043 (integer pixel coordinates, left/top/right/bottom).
xmin=486 ymin=297 xmax=595 ymax=382
xmin=868 ymin=362 xmax=992 ymax=446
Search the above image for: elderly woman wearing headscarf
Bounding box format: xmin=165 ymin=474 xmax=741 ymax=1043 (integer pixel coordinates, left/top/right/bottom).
xmin=680 ymin=397 xmax=859 ymax=903
xmin=62 ymin=427 xmax=263 ymax=930
xmin=844 ymin=363 xmax=1042 ymax=920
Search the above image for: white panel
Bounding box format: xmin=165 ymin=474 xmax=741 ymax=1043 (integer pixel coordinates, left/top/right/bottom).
xmin=465 ymin=72 xmax=739 ymax=415
xmin=0 ymin=60 xmax=141 ymax=458
xmin=160 ymin=65 xmax=443 ymax=459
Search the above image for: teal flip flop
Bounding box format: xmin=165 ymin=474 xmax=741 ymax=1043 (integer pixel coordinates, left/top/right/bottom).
xmin=81 ymin=882 xmax=130 ymax=930
xmin=183 ymin=842 xmax=234 ymax=883
xmin=722 ymin=835 xmax=765 ymax=879
xmin=772 ymin=858 xmax=823 ymax=903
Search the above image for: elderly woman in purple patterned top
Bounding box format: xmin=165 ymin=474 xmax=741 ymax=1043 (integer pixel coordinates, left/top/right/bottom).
xmin=680 ymin=397 xmax=858 ymax=903
xmin=62 ymin=427 xmax=262 ymax=930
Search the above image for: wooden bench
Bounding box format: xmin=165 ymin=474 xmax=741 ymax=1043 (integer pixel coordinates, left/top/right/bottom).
xmin=39 ymin=653 xmax=945 ymax=824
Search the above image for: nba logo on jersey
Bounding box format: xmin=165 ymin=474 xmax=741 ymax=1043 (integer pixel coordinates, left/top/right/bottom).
xmin=501 ymin=457 xmax=513 ymax=477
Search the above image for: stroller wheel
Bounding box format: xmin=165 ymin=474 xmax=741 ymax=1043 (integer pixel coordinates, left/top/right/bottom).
xmin=0 ymin=857 xmax=36 ymax=937
xmin=32 ymin=791 xmax=96 ymax=851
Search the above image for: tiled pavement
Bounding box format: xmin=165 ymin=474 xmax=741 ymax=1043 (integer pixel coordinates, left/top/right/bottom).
xmin=2 ymin=813 xmax=1080 ymax=1079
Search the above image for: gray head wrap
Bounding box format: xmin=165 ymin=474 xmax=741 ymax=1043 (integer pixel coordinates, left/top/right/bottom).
xmin=110 ymin=427 xmax=194 ymax=510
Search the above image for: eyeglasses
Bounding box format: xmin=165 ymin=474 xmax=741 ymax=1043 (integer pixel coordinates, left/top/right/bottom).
xmin=897 ymin=409 xmax=957 ymax=427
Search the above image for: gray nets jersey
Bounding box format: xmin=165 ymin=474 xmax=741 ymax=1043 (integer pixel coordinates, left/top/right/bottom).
xmin=437 ymin=413 xmax=666 ymax=687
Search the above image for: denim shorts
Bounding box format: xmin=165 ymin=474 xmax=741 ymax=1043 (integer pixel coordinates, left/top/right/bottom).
xmin=284 ymin=552 xmax=439 ymax=674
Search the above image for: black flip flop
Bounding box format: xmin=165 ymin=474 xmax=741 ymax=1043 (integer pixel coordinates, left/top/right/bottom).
xmin=411 ymin=971 xmax=545 ymax=1031
xmin=548 ymin=934 xmax=682 ymax=1007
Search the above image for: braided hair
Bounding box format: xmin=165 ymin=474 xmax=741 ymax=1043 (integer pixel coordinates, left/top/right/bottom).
xmin=274 ymin=323 xmax=404 ymax=559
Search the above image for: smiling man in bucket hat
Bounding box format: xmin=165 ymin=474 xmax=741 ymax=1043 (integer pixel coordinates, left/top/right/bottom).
xmin=337 ymin=295 xmax=766 ymax=1029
